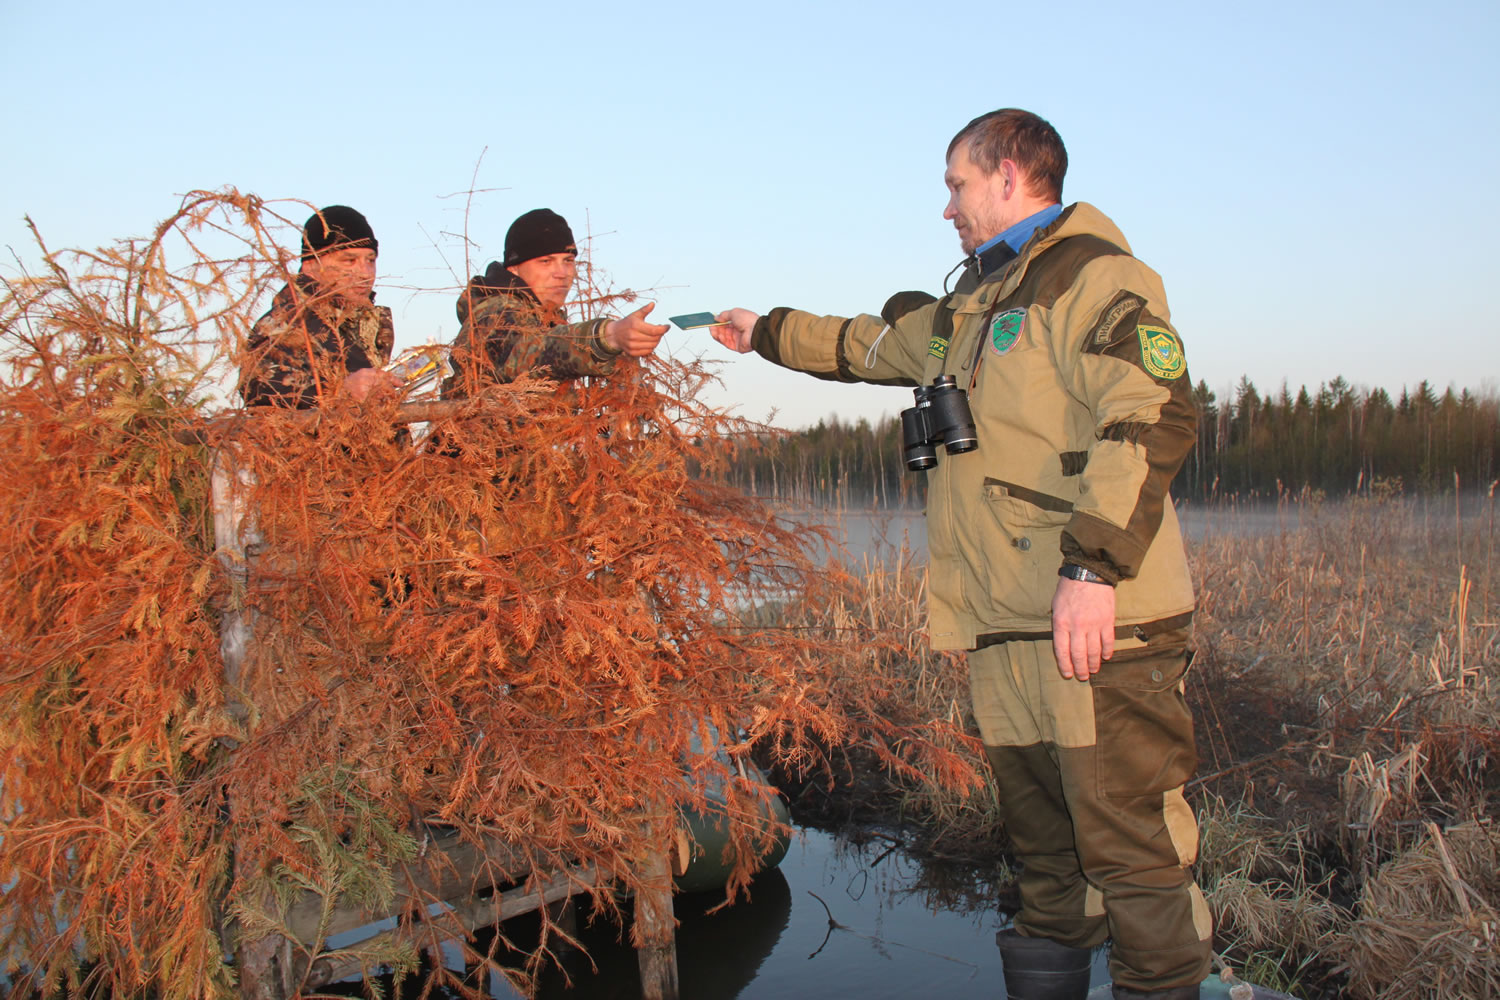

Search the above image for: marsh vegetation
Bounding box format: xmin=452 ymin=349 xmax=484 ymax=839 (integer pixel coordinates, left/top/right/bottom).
xmin=772 ymin=488 xmax=1498 ymax=999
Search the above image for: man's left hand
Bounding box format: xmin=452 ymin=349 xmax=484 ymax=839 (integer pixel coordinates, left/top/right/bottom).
xmin=344 ymin=366 xmax=402 ymax=401
xmin=1051 ymin=577 xmax=1116 ymax=681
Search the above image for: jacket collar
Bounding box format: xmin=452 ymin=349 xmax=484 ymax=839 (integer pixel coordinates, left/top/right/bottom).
xmin=947 ymin=203 xmax=1131 ymax=294
xmin=456 ymin=260 xmax=543 ymax=323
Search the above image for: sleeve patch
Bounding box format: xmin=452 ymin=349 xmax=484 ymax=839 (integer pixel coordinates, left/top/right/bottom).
xmin=1138 ymin=325 xmax=1186 ymax=380
xmin=928 ymin=297 xmax=957 ymax=359
xmin=1090 ymin=291 xmax=1147 ymax=347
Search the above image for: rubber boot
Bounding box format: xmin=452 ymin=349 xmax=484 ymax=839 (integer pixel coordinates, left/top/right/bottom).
xmin=996 ymin=927 xmax=1092 ymax=1000
xmin=1111 ymin=985 xmax=1201 ymax=999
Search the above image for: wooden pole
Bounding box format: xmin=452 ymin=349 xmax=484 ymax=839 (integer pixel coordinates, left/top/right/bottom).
xmin=634 ymin=825 xmax=680 ymax=1000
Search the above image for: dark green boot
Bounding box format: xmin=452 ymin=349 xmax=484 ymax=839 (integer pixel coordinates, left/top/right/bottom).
xmin=996 ymin=928 xmax=1092 ymax=1000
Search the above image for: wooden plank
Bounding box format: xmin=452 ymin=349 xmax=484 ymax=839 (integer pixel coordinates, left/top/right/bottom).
xmin=220 ymin=832 xmax=538 ymax=949
xmin=301 ymin=864 xmax=601 ymax=989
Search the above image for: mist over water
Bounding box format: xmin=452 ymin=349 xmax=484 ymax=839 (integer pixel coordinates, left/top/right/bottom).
xmin=791 ymin=491 xmax=1500 ymax=565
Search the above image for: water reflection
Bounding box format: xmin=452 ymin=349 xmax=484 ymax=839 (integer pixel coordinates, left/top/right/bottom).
xmin=472 ymin=826 xmax=1106 ymax=998
xmin=321 ymin=824 xmax=1114 ymax=998
xmin=519 ymin=867 xmax=792 ymax=999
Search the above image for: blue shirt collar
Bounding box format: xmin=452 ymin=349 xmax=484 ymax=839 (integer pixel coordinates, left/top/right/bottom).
xmin=974 ymin=203 xmax=1064 ymax=257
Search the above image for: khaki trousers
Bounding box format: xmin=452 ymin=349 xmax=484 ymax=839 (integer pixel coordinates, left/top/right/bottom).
xmin=969 ymin=631 xmax=1212 ymax=992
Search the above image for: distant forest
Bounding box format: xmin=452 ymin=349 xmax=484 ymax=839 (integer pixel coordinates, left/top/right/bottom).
xmin=719 ymin=378 xmax=1500 ymax=506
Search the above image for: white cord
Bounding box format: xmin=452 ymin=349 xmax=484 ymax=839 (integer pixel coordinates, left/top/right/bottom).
xmin=864 ymin=325 xmax=891 ymax=370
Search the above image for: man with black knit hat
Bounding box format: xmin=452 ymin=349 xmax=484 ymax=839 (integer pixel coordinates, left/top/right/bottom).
xmin=240 ymin=205 xmax=400 ymax=407
xmin=441 ymin=208 xmax=668 ymax=399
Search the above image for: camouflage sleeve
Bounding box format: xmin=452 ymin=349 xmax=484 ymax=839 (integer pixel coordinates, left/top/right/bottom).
xmin=1052 ymin=258 xmax=1197 ymax=583
xmin=239 ymin=314 xmax=320 ymax=408
xmin=373 ymin=306 xmax=395 ymax=367
xmin=458 ymin=300 xmax=620 ymax=390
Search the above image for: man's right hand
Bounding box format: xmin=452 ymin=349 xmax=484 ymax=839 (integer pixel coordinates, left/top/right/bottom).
xmin=603 ymin=302 xmax=671 ymax=357
xmin=710 ymin=309 xmax=759 ymax=353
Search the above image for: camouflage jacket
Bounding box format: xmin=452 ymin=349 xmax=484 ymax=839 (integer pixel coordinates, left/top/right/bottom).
xmin=239 ymin=274 xmax=395 ymax=408
xmin=441 ymin=264 xmax=622 ymax=400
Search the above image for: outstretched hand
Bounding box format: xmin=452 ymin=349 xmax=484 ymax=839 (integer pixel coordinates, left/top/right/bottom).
xmin=710 ymin=308 xmax=759 ymax=353
xmin=603 ymin=303 xmax=671 ymax=357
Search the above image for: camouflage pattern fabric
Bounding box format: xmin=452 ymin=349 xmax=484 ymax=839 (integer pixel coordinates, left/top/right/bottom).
xmin=239 ymin=274 xmax=394 ymax=408
xmin=441 ymin=267 xmax=620 ymax=400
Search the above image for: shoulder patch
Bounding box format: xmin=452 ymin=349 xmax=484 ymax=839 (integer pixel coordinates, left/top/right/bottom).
xmin=1092 ymin=291 xmax=1146 ymax=346
xmin=1138 ymin=325 xmax=1185 ymax=380
xmin=927 ymin=296 xmax=957 ymax=359
xmin=989 ymin=308 xmax=1026 ymax=356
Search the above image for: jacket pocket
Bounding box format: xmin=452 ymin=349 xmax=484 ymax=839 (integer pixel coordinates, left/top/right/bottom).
xmin=1090 ymin=634 xmax=1196 ymax=798
xmin=978 ymin=479 xmax=1071 ymax=620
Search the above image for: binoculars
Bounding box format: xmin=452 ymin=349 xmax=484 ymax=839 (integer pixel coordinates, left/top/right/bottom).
xmin=900 ymin=374 xmax=978 ymax=471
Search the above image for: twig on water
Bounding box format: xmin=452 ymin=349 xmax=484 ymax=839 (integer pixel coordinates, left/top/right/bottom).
xmin=805 ymin=890 xmax=978 ymax=976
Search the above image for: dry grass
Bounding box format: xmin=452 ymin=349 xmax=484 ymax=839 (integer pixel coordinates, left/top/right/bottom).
xmin=763 ymin=525 xmax=998 ymax=851
xmin=777 ymin=487 xmax=1499 ymax=999
xmin=1338 ymin=820 xmax=1499 ymax=1000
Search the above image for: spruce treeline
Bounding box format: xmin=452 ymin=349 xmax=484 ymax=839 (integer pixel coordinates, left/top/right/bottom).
xmin=722 ymin=378 xmax=1500 ymax=506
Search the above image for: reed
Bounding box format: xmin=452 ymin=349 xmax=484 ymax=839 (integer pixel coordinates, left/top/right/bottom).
xmin=775 ymin=487 xmax=1498 ymax=998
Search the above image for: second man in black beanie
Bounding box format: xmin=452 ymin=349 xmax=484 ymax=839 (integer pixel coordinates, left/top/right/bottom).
xmin=442 ymin=208 xmax=669 ymax=399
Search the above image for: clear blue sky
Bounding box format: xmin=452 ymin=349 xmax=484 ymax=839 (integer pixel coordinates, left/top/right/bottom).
xmin=3 ymin=0 xmax=1496 ymax=428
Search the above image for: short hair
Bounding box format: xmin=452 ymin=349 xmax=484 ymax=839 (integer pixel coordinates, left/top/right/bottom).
xmin=947 ymin=109 xmax=1067 ymax=203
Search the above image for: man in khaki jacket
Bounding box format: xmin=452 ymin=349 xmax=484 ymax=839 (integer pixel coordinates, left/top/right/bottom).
xmin=711 ymin=109 xmax=1210 ymax=1000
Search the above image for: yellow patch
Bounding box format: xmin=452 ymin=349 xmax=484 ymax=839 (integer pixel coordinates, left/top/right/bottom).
xmin=1137 ymin=325 xmax=1185 ymax=380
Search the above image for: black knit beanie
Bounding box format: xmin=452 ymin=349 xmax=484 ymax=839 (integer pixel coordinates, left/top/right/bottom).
xmin=300 ymin=205 xmax=378 ymax=260
xmin=503 ymin=209 xmax=576 ymax=267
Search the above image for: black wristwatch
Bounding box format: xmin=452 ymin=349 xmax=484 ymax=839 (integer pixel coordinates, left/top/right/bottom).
xmin=1058 ymin=563 xmax=1112 ymax=586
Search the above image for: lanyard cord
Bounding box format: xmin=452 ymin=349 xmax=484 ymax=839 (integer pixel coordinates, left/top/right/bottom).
xmin=966 ymin=298 xmax=1005 ymax=391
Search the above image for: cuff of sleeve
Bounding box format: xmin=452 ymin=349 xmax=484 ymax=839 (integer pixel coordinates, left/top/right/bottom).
xmin=750 ymin=308 xmax=793 ymax=366
xmin=1059 ymin=526 xmax=1127 ymax=586
xmin=591 ymin=319 xmax=623 ymax=362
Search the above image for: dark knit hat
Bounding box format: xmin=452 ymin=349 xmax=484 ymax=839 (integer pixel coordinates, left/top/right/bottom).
xmin=300 ymin=205 xmax=378 ymax=260
xmin=503 ymin=209 xmax=576 ymax=267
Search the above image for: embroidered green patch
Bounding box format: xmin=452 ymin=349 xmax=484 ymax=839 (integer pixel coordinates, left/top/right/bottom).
xmin=990 ymin=308 xmax=1025 ymax=355
xmin=927 ymin=336 xmax=949 ymax=360
xmin=1138 ymin=325 xmax=1185 ymax=380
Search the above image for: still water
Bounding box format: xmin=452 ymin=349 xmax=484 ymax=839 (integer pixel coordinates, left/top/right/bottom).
xmin=807 ymin=491 xmax=1498 ymax=563
xmin=345 ymin=824 xmax=1113 ymax=999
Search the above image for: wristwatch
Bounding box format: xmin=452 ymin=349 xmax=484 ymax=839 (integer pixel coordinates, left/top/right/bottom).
xmin=1058 ymin=563 xmax=1112 ymax=586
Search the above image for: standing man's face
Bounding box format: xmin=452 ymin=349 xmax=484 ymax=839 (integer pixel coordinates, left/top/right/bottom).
xmin=943 ymin=143 xmax=1016 ymax=256
xmin=302 ymin=247 xmax=377 ymax=303
xmin=509 ymin=252 xmax=578 ymax=311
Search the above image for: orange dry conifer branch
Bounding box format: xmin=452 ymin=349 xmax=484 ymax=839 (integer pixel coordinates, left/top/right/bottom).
xmin=0 ymin=190 xmax=980 ymax=998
